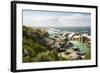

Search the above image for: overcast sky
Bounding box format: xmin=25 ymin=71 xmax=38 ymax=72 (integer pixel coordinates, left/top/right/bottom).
xmin=23 ymin=10 xmax=91 ymax=27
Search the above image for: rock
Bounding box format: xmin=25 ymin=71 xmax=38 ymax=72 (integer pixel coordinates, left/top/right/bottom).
xmin=78 ymin=52 xmax=86 ymax=59
xmin=66 ymin=41 xmax=74 ymax=48
xmin=72 ymin=47 xmax=80 ymax=52
xmin=68 ymin=51 xmax=80 ymax=60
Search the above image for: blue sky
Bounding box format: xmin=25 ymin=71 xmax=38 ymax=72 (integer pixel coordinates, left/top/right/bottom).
xmin=23 ymin=10 xmax=91 ymax=27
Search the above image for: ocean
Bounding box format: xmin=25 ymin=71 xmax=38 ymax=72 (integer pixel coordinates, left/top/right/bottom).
xmin=47 ymin=26 xmax=91 ymax=38
xmin=54 ymin=27 xmax=91 ymax=34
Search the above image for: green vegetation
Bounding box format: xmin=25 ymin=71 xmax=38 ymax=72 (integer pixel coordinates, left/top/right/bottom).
xmin=22 ymin=26 xmax=60 ymax=63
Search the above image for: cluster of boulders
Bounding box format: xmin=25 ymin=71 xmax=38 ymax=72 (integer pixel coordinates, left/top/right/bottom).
xmin=43 ymin=32 xmax=86 ymax=60
xmin=64 ymin=47 xmax=86 ymax=60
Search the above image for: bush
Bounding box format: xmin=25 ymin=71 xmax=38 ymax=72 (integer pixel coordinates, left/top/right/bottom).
xmin=23 ymin=26 xmax=66 ymax=63
xmin=31 ymin=50 xmax=59 ymax=62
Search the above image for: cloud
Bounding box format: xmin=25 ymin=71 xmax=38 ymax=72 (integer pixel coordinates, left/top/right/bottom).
xmin=23 ymin=11 xmax=91 ymax=27
xmin=23 ymin=17 xmax=62 ymax=27
xmin=58 ymin=14 xmax=91 ymax=27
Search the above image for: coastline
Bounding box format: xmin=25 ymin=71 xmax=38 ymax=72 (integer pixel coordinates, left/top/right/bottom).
xmin=22 ymin=26 xmax=91 ymax=63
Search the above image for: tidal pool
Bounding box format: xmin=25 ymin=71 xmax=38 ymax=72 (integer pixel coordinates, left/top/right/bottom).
xmin=71 ymin=41 xmax=91 ymax=59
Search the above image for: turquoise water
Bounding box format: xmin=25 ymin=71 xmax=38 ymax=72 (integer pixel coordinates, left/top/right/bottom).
xmin=71 ymin=41 xmax=90 ymax=53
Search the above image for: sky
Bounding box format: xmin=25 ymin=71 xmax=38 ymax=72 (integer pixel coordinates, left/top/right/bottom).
xmin=23 ymin=10 xmax=91 ymax=27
